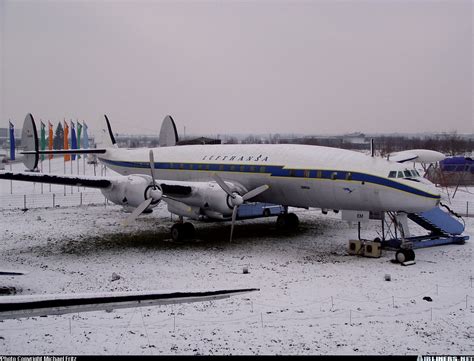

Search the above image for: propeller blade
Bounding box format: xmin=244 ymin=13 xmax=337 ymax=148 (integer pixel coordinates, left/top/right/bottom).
xmin=123 ymin=198 xmax=153 ymax=226
xmin=149 ymin=150 xmax=157 ymax=187
xmin=230 ymin=205 xmax=238 ymax=242
xmin=242 ymin=184 xmax=269 ymax=201
xmin=212 ymin=173 xmax=235 ymax=198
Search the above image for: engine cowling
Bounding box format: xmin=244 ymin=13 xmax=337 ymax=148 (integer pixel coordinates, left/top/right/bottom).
xmin=177 ymin=182 xmax=245 ymax=218
xmin=101 ymin=175 xmax=161 ymax=208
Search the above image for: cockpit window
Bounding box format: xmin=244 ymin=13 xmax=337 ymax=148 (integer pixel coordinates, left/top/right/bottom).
xmin=389 ymin=169 xmax=421 ymax=179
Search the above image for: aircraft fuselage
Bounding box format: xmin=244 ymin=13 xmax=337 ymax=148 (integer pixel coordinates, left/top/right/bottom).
xmin=97 ymin=144 xmax=440 ymax=214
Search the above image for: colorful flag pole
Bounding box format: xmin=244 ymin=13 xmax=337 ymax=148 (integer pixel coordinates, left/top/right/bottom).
xmin=77 ymin=121 xmax=82 ymax=160
xmin=63 ymin=120 xmax=70 ymax=162
xmin=39 ymin=120 xmax=46 ymax=193
xmin=48 ymin=121 xmax=53 ymax=191
xmin=48 ymin=121 xmax=53 ymax=160
xmin=8 ymin=120 xmax=15 ymax=161
xmin=40 ymin=121 xmax=46 ymax=162
xmin=69 ymin=121 xmax=73 ymax=193
xmin=83 ymin=122 xmax=89 ymax=149
xmin=71 ymin=121 xmax=77 ymax=161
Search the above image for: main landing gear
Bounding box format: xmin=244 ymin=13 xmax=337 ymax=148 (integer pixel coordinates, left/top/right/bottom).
xmin=170 ymin=222 xmax=195 ymax=242
xmin=276 ymin=213 xmax=299 ymax=230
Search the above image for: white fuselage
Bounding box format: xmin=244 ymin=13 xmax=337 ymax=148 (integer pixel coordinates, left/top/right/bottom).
xmin=98 ymin=144 xmax=440 ymax=213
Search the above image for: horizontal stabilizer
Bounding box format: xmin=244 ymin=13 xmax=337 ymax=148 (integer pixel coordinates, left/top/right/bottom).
xmin=0 ymin=171 xmax=112 ymax=189
xmin=0 ymin=270 xmax=28 ymax=276
xmin=0 ymin=288 xmax=259 ymax=320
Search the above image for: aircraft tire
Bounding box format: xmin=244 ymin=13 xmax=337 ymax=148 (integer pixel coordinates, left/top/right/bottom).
xmin=395 ymin=249 xmax=415 ymax=263
xmin=183 ymin=222 xmax=195 ymax=239
xmin=276 ymin=213 xmax=299 ymax=230
xmin=171 ymin=224 xmax=185 ymax=242
xmin=286 ymin=213 xmax=299 ymax=229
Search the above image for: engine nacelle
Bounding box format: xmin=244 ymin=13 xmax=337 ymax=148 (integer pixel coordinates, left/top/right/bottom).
xmin=101 ymin=175 xmax=161 ymax=208
xmin=181 ymin=182 xmax=244 ymax=217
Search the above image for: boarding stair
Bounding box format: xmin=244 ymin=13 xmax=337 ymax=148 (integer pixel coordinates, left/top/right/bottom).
xmin=407 ymin=205 xmax=465 ymax=236
xmin=382 ymin=204 xmax=469 ymax=249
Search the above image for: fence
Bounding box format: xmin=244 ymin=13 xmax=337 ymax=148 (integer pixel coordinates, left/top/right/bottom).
xmin=0 ymin=191 xmax=108 ymax=210
xmin=1 ymin=281 xmax=472 ymax=354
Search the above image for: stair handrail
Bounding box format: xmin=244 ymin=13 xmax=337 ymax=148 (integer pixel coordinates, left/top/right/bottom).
xmin=439 ymin=202 xmax=465 ymax=232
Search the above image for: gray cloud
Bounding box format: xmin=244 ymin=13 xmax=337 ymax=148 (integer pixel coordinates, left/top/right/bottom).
xmin=2 ymin=0 xmax=472 ymax=135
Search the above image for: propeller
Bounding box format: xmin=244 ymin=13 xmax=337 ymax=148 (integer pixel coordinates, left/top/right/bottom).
xmin=212 ymin=173 xmax=269 ymax=242
xmin=123 ymin=150 xmax=163 ymax=225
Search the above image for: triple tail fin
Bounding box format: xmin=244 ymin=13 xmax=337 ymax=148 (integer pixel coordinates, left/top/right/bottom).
xmin=21 ymin=113 xmax=39 ymax=170
xmin=20 ymin=113 xmax=108 ymax=171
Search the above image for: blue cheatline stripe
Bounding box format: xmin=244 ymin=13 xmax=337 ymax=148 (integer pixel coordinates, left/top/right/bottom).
xmin=98 ymin=158 xmax=440 ymax=200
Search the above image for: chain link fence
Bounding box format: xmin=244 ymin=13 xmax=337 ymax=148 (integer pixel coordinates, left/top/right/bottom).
xmin=0 ymin=191 xmax=108 ymax=210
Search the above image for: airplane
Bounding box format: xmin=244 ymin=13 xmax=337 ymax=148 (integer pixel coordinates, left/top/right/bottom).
xmin=0 ymin=286 xmax=258 ymax=320
xmin=0 ymin=113 xmax=444 ymax=263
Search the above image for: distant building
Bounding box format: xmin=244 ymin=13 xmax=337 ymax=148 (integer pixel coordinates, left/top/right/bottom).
xmin=342 ymin=132 xmax=367 ymax=145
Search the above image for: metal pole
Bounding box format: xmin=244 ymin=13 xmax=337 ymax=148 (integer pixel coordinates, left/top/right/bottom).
xmin=53 ymin=193 xmax=55 ymax=208
xmin=70 ymin=158 xmax=73 ymax=194
xmin=63 ymin=159 xmax=66 ymax=196
xmin=40 ymin=160 xmax=43 ymax=194
xmin=9 ymin=163 xmax=12 ymax=194
xmin=48 ymin=157 xmax=51 ymax=192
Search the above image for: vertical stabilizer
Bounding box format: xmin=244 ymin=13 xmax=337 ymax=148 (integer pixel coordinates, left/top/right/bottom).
xmin=95 ymin=114 xmax=118 ymax=148
xmin=21 ymin=113 xmax=39 ymax=170
xmin=159 ymin=115 xmax=179 ymax=147
xmin=104 ymin=114 xmax=117 ymax=145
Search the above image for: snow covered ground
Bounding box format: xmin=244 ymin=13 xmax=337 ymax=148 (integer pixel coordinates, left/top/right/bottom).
xmin=0 ymin=158 xmax=472 ymax=355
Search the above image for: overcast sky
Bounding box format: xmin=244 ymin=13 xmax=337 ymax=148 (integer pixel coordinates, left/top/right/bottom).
xmin=1 ymin=0 xmax=472 ymax=136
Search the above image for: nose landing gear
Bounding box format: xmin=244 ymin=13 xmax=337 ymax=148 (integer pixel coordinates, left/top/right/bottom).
xmin=395 ymin=248 xmax=415 ymax=264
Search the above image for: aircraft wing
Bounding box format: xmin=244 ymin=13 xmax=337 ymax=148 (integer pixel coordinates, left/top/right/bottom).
xmin=389 ymin=149 xmax=446 ymax=163
xmin=389 ymin=151 xmax=419 ymax=163
xmin=0 ymin=171 xmax=113 ymax=189
xmin=0 ymin=288 xmax=258 ymax=320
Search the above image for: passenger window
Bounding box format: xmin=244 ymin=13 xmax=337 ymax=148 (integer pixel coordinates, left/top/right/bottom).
xmin=304 ymin=170 xmax=310 ymax=178
xmin=260 ymin=166 xmax=266 ymax=173
xmin=346 ymin=172 xmax=352 ymax=180
xmin=388 ymin=171 xmax=396 ymax=178
xmin=331 ymin=172 xmax=337 ymax=180
xmin=316 ymin=170 xmax=322 ymax=178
